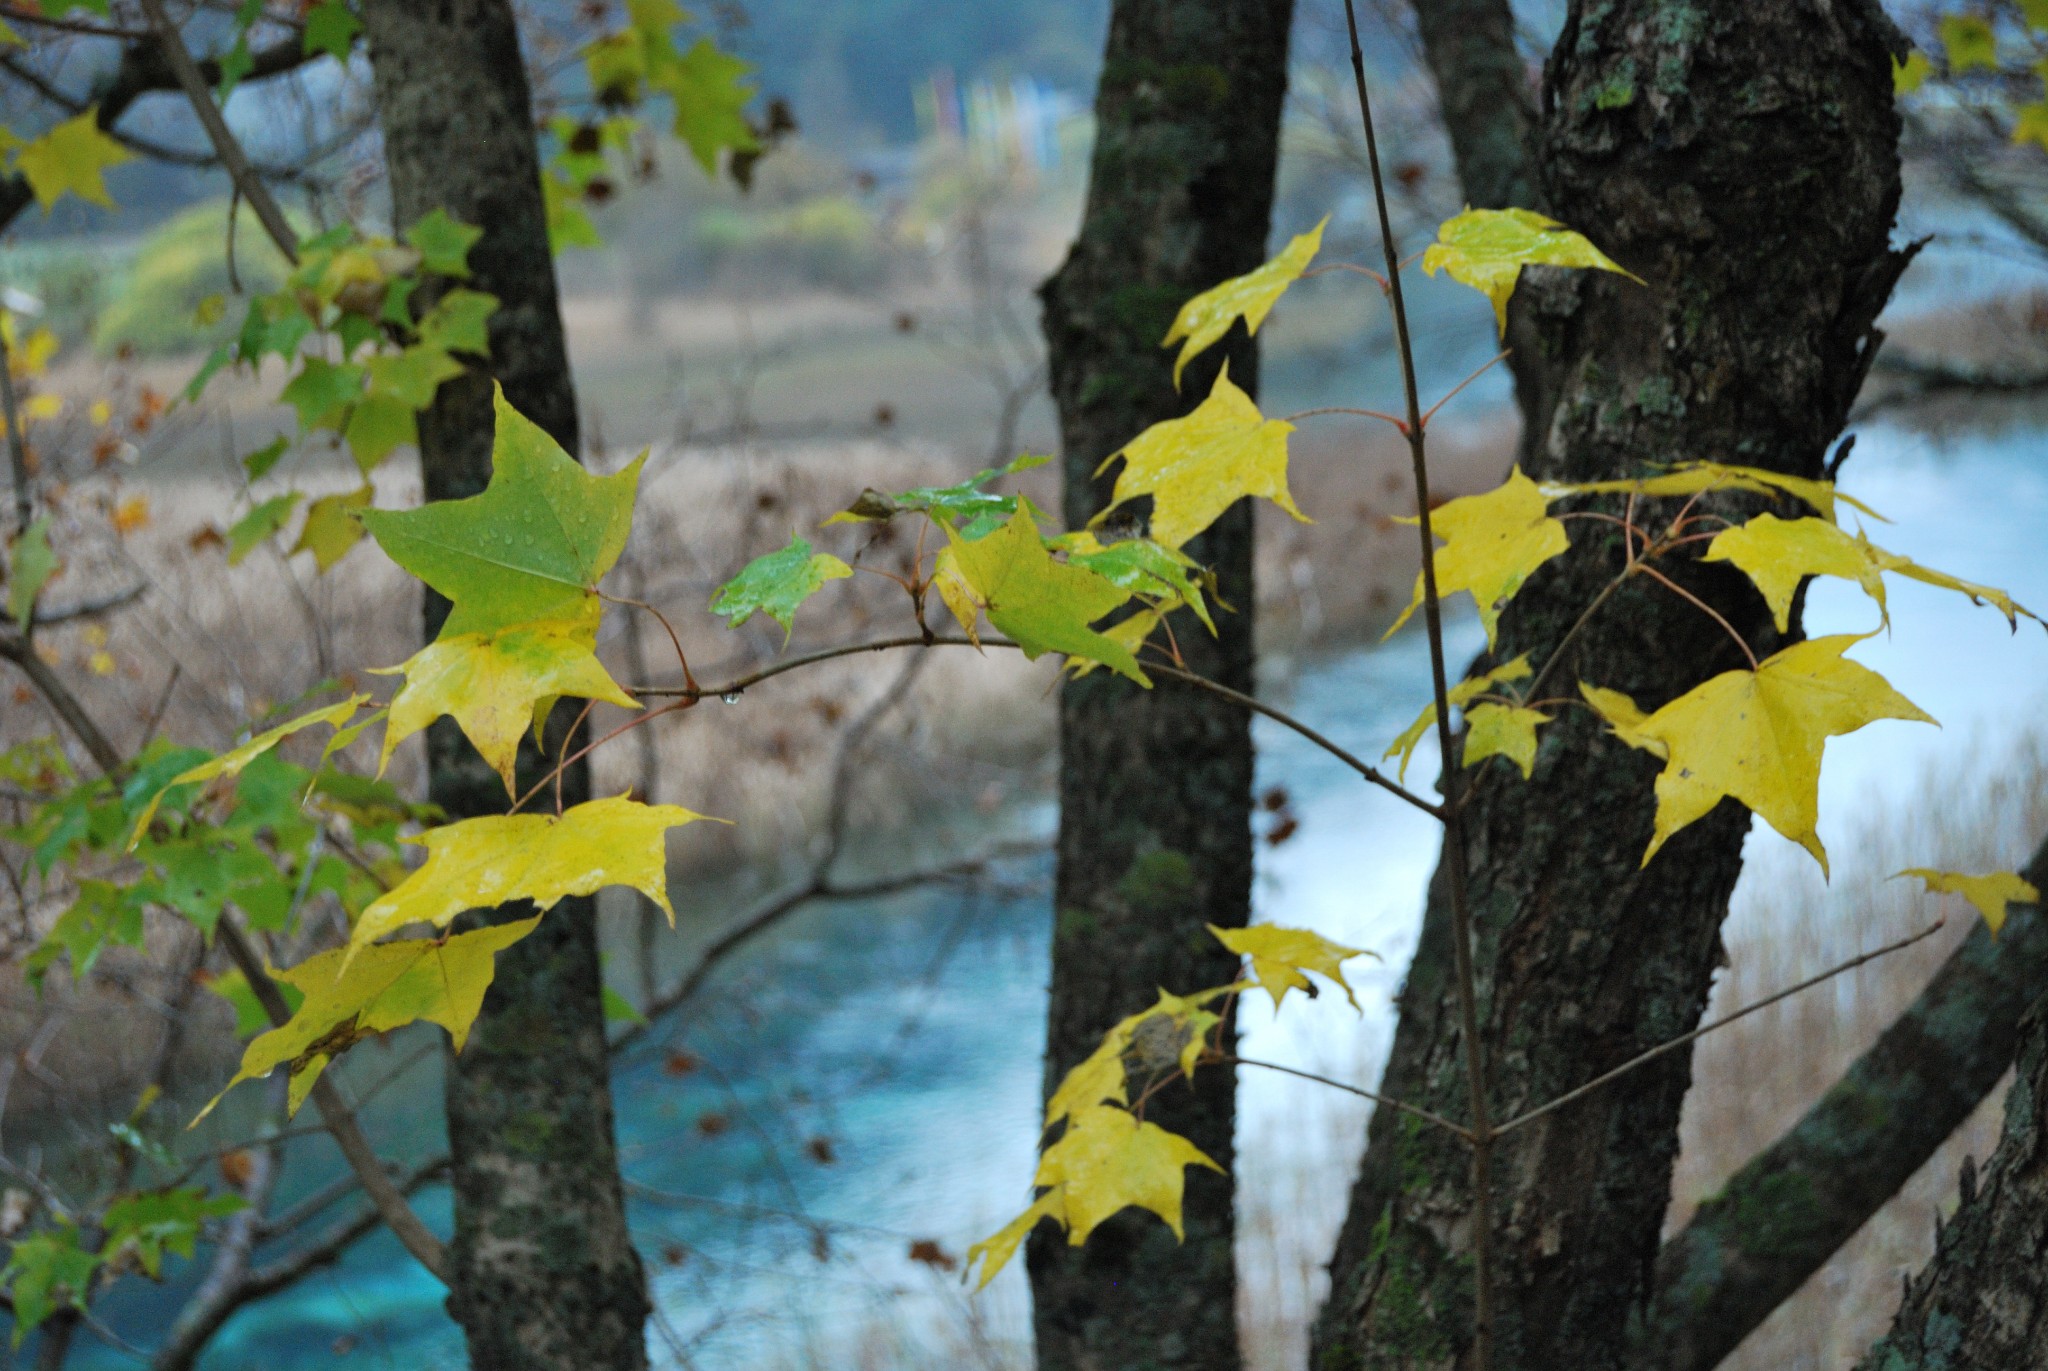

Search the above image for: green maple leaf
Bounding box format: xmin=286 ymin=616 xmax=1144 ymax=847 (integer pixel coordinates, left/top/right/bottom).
xmin=7 ymin=516 xmax=56 ymax=632
xmin=940 ymin=501 xmax=1146 ymax=683
xmin=226 ymin=493 xmax=303 ymax=565
xmin=359 ymin=387 xmax=644 ymax=637
xmin=710 ymin=536 xmax=852 ymax=637
xmin=403 ymin=209 xmax=483 ymax=278
xmin=16 ymin=110 xmax=130 ymax=212
xmin=301 ymin=0 xmax=362 ymax=62
xmin=659 ymin=38 xmax=759 ymax=173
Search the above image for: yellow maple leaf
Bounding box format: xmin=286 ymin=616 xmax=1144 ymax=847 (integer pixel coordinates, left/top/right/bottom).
xmin=1043 ymin=986 xmax=1231 ymax=1130
xmin=1208 ymin=923 xmax=1372 ymax=1010
xmin=349 ymin=795 xmax=710 ymax=958
xmin=16 ymin=110 xmax=131 ymax=212
xmin=1387 ymin=469 xmax=1567 ymax=648
xmin=1034 ymin=1104 xmax=1222 ymax=1245
xmin=1896 ymin=868 xmax=2040 ymax=936
xmin=129 ymin=696 xmax=369 ymax=846
xmin=1161 ymin=217 xmax=1326 ymax=387
xmin=1463 ymin=702 xmax=1552 ymax=779
xmin=195 ymin=916 xmax=541 ymax=1122
xmin=964 ymin=1188 xmax=1064 ymax=1290
xmin=1422 ymin=207 xmax=1640 ymax=333
xmin=1384 ymin=654 xmax=1533 ymax=780
xmin=375 ymin=616 xmax=637 ymax=794
xmin=1551 ymin=460 xmax=1877 ymax=526
xmin=1584 ymin=635 xmax=1935 ymax=873
xmin=1703 ymin=514 xmax=2040 ymax=634
xmin=941 ymin=502 xmax=1147 ymax=683
xmin=1092 ymin=364 xmax=1308 ymax=552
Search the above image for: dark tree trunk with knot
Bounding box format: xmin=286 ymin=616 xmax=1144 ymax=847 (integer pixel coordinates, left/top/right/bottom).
xmin=360 ymin=3 xmax=650 ymax=1367
xmin=1853 ymin=985 xmax=2048 ymax=1370
xmin=1027 ymin=2 xmax=1293 ymax=1368
xmin=1314 ymin=2 xmax=1909 ymax=1367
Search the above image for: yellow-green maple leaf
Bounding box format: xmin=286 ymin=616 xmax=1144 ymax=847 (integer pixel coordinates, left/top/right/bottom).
xmin=1209 ymin=923 xmax=1372 ymax=1010
xmin=1034 ymin=1103 xmax=1222 ymax=1245
xmin=941 ymin=501 xmax=1147 ymax=683
xmin=1463 ymin=702 xmax=1552 ymax=779
xmin=349 ymin=795 xmax=708 ymax=958
xmin=1941 ymin=15 xmax=1998 ymax=73
xmin=1092 ymin=364 xmax=1308 ymax=552
xmin=16 ymin=110 xmax=130 ymax=212
xmin=1584 ymin=635 xmax=1934 ymax=873
xmin=358 ymin=387 xmax=643 ymax=638
xmin=129 ymin=696 xmax=368 ymax=846
xmin=1896 ymin=868 xmax=2040 ymax=936
xmin=1387 ymin=469 xmax=1567 ymax=648
xmin=1161 ymin=217 xmax=1326 ymax=387
xmin=1384 ymin=654 xmax=1532 ymax=780
xmin=292 ymin=485 xmax=373 ymax=572
xmin=375 ymin=618 xmax=638 ymax=793
xmin=1704 ymin=514 xmax=2040 ymax=633
xmin=196 ymin=916 xmax=541 ymax=1121
xmin=1422 ymin=207 xmax=1639 ymax=333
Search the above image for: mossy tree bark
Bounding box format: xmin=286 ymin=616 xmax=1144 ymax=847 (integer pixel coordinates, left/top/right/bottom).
xmin=1313 ymin=3 xmax=1909 ymax=1367
xmin=1026 ymin=3 xmax=1293 ymax=1369
xmin=1851 ymin=986 xmax=2048 ymax=1370
xmin=360 ymin=4 xmax=650 ymax=1367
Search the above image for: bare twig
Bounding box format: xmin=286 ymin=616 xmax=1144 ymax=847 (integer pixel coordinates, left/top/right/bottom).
xmin=133 ymin=0 xmax=300 ymax=264
xmin=1226 ymin=1055 xmax=1471 ymax=1139
xmin=1495 ymin=919 xmax=1947 ymax=1139
xmin=1343 ymin=2 xmax=1497 ymax=1362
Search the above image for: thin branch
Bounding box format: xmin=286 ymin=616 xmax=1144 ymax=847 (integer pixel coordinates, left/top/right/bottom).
xmin=211 ymin=917 xmax=448 ymax=1281
xmin=1343 ymin=2 xmax=1497 ymax=1363
xmin=1494 ymin=919 xmax=1946 ymax=1138
xmin=614 ymin=838 xmax=1048 ymax=1056
xmin=1421 ymin=348 xmax=1513 ymax=428
xmin=0 ymin=328 xmax=28 ymax=535
xmin=1283 ymin=404 xmax=1410 ymax=433
xmin=630 ymin=635 xmax=1441 ymax=816
xmin=133 ymin=0 xmax=300 ymax=263
xmin=1636 ymin=562 xmax=1758 ymax=670
xmin=1226 ymin=1055 xmax=1471 ymax=1139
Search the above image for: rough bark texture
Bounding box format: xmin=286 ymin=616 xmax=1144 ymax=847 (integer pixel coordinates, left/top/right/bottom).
xmin=1025 ymin=4 xmax=1293 ymax=1369
xmin=360 ymin=4 xmax=649 ymax=1368
xmin=1313 ymin=4 xmax=1908 ymax=1368
xmin=1641 ymin=841 xmax=2048 ymax=1371
xmin=1411 ymin=0 xmax=1537 ymax=213
xmin=1852 ymin=991 xmax=2048 ymax=1370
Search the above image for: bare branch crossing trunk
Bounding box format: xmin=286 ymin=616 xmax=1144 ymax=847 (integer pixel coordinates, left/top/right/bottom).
xmin=1314 ymin=3 xmax=1909 ymax=1366
xmin=1026 ymin=2 xmax=1293 ymax=1367
xmin=359 ymin=4 xmax=650 ymax=1367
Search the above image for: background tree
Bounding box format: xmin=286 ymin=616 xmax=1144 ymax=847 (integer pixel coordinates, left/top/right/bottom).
xmin=357 ymin=3 xmax=650 ymax=1366
xmin=1026 ymin=2 xmax=1293 ymax=1367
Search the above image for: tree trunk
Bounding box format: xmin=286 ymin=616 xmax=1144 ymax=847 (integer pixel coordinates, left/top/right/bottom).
xmin=1313 ymin=4 xmax=1908 ymax=1367
xmin=359 ymin=5 xmax=650 ymax=1368
xmin=1640 ymin=843 xmax=2048 ymax=1371
xmin=1026 ymin=3 xmax=1293 ymax=1368
xmin=1852 ymin=988 xmax=2048 ymax=1370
